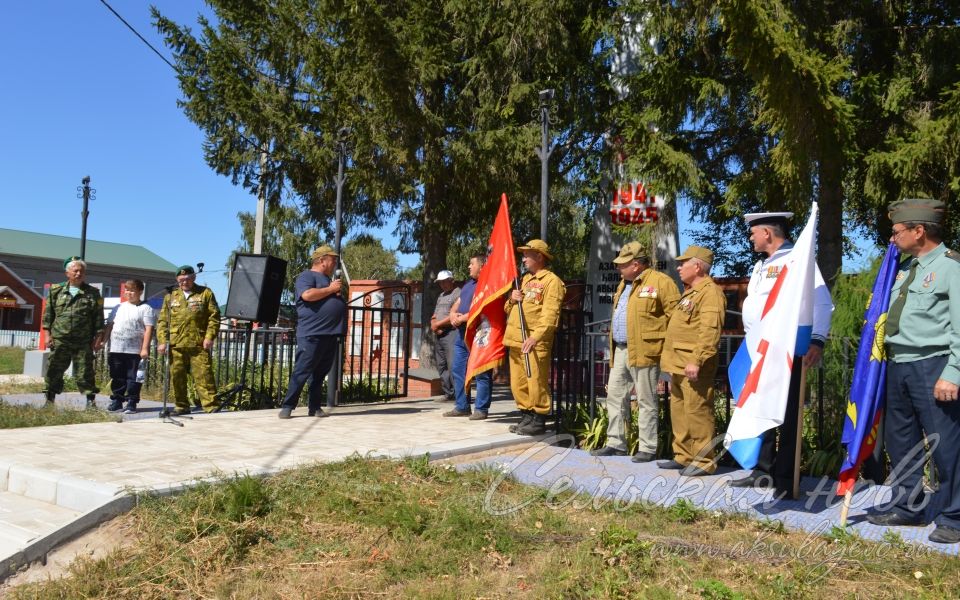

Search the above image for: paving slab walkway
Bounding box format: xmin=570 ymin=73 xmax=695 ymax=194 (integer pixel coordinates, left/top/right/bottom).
xmin=0 ymin=390 xmax=529 ymax=579
xmin=464 ymin=440 xmax=960 ymax=556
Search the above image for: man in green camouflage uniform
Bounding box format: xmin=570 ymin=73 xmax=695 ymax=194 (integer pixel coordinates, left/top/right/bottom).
xmin=42 ymin=257 xmax=105 ymax=408
xmin=157 ymin=265 xmax=221 ymax=414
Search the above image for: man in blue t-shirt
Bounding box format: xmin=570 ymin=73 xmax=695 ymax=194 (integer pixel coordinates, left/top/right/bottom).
xmin=279 ymin=245 xmax=347 ymax=419
xmin=446 ymin=254 xmax=493 ymax=419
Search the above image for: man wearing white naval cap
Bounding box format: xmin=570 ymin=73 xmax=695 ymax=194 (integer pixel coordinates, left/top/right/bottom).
xmin=728 ymin=211 xmax=834 ymax=497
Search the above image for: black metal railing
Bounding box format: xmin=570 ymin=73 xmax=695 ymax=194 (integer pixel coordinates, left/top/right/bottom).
xmin=551 ymin=316 xmax=853 ymax=463
xmin=342 ymin=285 xmax=411 ymax=403
xmin=92 ymin=286 xmax=414 ymax=407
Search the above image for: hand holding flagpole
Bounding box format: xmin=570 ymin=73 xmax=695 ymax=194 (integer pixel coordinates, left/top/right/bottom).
xmin=512 ymin=276 xmax=533 ymax=378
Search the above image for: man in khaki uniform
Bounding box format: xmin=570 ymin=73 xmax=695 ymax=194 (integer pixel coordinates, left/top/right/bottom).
xmin=658 ymin=246 xmax=726 ymax=476
xmin=42 ymin=257 xmax=105 ymax=408
xmin=504 ymin=239 xmax=566 ymax=436
xmin=591 ymin=242 xmax=680 ymax=461
xmin=157 ymin=265 xmax=221 ymax=415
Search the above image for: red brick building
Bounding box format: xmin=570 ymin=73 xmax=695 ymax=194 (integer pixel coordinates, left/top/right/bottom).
xmin=0 ymin=262 xmax=43 ymax=332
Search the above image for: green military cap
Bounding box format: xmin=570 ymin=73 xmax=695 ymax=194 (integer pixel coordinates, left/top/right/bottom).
xmin=517 ymin=239 xmax=553 ymax=260
xmin=63 ymin=256 xmax=82 ymax=268
xmin=888 ymin=198 xmax=945 ymax=224
xmin=176 ymin=265 xmax=196 ymax=276
xmin=676 ymin=245 xmax=714 ymax=266
xmin=310 ymin=245 xmax=339 ymax=260
xmin=612 ymin=241 xmax=649 ymax=265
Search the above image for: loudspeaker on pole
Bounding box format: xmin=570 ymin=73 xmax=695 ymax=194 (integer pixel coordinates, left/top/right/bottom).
xmin=224 ymin=254 xmax=287 ymax=324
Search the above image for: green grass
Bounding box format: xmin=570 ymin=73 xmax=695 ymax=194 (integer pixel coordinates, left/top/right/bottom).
xmin=7 ymin=456 xmax=960 ymax=599
xmin=0 ymin=346 xmax=25 ymax=374
xmin=0 ymin=403 xmax=119 ymax=429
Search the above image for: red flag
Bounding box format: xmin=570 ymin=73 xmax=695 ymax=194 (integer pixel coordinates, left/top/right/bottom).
xmin=464 ymin=194 xmax=518 ymax=389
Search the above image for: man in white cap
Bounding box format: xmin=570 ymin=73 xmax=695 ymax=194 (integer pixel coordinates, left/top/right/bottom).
xmin=728 ymin=211 xmax=833 ymax=496
xmin=431 ymin=270 xmax=461 ymax=404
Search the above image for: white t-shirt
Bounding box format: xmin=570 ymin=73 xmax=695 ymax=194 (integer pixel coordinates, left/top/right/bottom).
xmin=108 ymin=302 xmax=157 ymax=355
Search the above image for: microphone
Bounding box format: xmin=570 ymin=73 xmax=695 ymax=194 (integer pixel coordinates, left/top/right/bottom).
xmin=334 ymin=269 xmax=342 ymax=280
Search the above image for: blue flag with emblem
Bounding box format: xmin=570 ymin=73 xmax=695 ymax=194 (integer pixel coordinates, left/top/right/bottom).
xmin=837 ymin=243 xmax=900 ymax=495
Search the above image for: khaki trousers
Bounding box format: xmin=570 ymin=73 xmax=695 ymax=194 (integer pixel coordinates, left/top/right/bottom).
xmin=669 ymin=372 xmax=717 ymax=473
xmin=508 ymin=345 xmax=552 ymax=415
xmin=604 ymin=346 xmax=660 ymax=453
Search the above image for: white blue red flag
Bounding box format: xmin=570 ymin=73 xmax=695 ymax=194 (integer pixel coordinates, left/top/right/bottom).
xmin=724 ymin=203 xmax=819 ymax=469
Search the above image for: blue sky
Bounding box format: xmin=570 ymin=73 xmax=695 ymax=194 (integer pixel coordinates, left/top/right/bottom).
xmin=0 ymin=1 xmax=413 ymax=303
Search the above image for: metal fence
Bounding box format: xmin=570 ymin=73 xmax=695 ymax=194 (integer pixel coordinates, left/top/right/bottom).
xmin=88 ymin=288 xmax=413 ymax=408
xmin=0 ymin=329 xmax=40 ymax=349
xmin=551 ymin=311 xmax=852 ymax=460
xmin=342 ymin=285 xmax=411 ymax=403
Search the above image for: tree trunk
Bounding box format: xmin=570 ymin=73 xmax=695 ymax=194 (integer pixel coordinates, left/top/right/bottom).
xmin=817 ymin=159 xmax=843 ymax=289
xmin=417 ymin=114 xmax=449 ymax=368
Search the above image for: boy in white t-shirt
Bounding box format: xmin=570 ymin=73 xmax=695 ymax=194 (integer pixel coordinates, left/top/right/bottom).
xmin=105 ymin=279 xmax=156 ymax=413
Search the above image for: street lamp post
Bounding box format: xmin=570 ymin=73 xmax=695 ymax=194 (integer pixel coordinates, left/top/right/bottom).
xmin=535 ymin=89 xmax=556 ymax=242
xmin=76 ymin=176 xmax=95 ymax=260
xmin=334 ymin=127 xmax=351 ymax=255
xmin=328 ymin=126 xmax=350 ymax=409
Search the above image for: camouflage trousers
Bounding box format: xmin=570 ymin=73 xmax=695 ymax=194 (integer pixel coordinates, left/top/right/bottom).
xmin=44 ymin=340 xmax=98 ymax=396
xmin=169 ymin=346 xmax=218 ymax=412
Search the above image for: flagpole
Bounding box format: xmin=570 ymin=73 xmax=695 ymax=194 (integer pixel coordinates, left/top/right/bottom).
xmin=839 ymin=489 xmax=853 ymax=527
xmin=792 ymin=364 xmax=808 ymax=500
xmin=513 ymin=276 xmax=533 ymax=378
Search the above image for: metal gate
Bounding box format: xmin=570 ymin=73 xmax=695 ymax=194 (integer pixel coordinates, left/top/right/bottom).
xmin=341 ymin=284 xmax=412 ymax=403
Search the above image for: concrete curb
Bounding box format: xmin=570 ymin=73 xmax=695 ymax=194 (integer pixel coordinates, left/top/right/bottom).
xmin=0 ymin=494 xmax=135 ymax=581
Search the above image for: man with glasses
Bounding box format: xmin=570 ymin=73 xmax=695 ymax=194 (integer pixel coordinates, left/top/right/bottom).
xmin=157 ymin=265 xmax=221 ymax=415
xmin=590 ymin=241 xmax=680 ymax=461
xmin=868 ymin=198 xmax=960 ymax=544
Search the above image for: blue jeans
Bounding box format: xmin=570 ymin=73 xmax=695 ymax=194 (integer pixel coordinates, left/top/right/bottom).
xmin=108 ymin=352 xmax=142 ymax=403
xmin=452 ymin=334 xmax=491 ymax=413
xmin=282 ymin=335 xmax=339 ymax=412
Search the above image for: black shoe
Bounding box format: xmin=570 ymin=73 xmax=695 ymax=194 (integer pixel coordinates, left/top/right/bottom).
xmin=44 ymin=391 xmax=56 ymax=404
xmin=631 ymin=451 xmax=656 ymax=463
xmin=123 ymin=403 xmax=137 ymax=414
xmin=728 ymin=473 xmax=773 ymax=488
xmin=278 ymin=407 xmax=293 ymax=419
xmin=174 ymin=408 xmax=192 ymax=416
xmin=657 ymin=460 xmax=685 ymax=470
xmin=85 ymin=395 xmax=97 ymax=409
xmin=443 ymin=408 xmax=471 ymax=417
xmin=107 ymin=399 xmax=124 ymax=412
xmin=517 ymin=413 xmax=547 ymax=436
xmin=590 ymin=446 xmax=627 ymax=457
xmin=509 ymin=410 xmax=533 ymax=433
xmin=866 ymin=512 xmax=924 ymax=527
xmin=680 ymin=465 xmax=712 ymax=477
xmin=928 ymin=524 xmax=960 ymax=544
